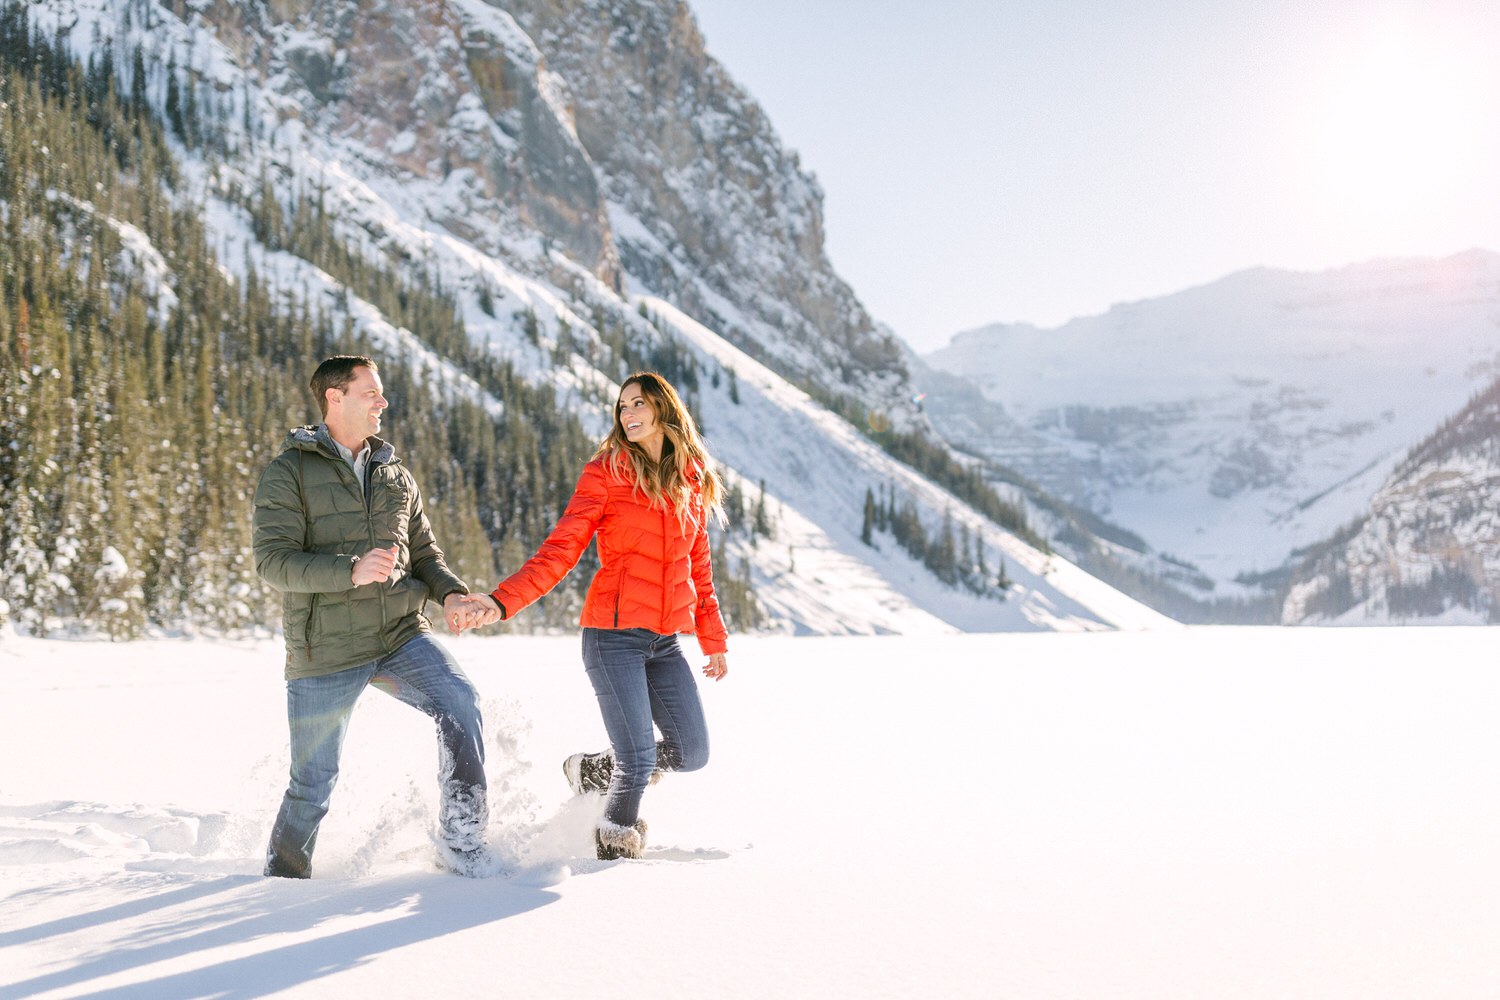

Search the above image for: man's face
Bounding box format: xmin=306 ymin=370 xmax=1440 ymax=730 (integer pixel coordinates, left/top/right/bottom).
xmin=328 ymin=365 xmax=387 ymax=439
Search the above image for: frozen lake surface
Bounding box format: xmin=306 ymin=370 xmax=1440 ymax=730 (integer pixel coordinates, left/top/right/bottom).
xmin=2 ymin=628 xmax=1497 ymax=998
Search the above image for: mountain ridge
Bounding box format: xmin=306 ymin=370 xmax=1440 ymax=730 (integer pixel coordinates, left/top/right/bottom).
xmin=920 ymin=248 xmax=1500 ymax=603
xmin=7 ymin=0 xmax=1172 ymax=635
xmin=1283 ymin=375 xmax=1500 ymax=624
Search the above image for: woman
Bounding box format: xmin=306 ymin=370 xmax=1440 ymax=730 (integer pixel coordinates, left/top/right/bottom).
xmin=469 ymin=372 xmax=730 ymax=860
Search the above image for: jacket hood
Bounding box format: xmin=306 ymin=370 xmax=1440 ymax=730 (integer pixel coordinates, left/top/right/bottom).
xmin=282 ymin=424 xmax=396 ymax=465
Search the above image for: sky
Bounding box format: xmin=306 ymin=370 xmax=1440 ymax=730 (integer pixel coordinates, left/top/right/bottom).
xmin=685 ymin=0 xmax=1500 ymax=353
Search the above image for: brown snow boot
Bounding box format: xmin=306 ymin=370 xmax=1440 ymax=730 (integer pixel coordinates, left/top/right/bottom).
xmin=595 ymin=818 xmax=648 ymax=860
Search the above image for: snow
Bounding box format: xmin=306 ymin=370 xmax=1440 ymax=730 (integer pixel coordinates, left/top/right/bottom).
xmin=43 ymin=190 xmax=180 ymax=318
xmin=93 ymin=547 xmax=128 ymax=584
xmin=4 ymin=627 xmax=1498 ymax=997
xmin=23 ymin=0 xmax=1175 ymax=636
xmin=641 ymin=295 xmax=1178 ymax=633
xmin=1287 ymin=447 xmax=1500 ymax=625
xmin=924 ymin=251 xmax=1500 ymax=587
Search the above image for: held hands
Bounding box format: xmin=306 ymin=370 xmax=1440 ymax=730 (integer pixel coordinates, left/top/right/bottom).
xmin=703 ymin=652 xmax=728 ymax=681
xmin=445 ymin=593 xmax=503 ymax=635
xmin=351 ymin=545 xmax=399 ymax=587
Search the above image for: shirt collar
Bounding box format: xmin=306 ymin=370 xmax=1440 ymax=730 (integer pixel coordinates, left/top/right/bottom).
xmin=320 ymin=424 xmax=370 ymax=465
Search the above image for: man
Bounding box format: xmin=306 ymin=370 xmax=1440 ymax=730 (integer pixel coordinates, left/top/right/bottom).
xmin=253 ymin=355 xmax=492 ymax=878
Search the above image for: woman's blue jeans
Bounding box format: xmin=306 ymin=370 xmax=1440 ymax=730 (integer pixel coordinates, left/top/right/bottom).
xmin=582 ymin=628 xmax=710 ymax=827
xmin=264 ymin=634 xmax=487 ymax=878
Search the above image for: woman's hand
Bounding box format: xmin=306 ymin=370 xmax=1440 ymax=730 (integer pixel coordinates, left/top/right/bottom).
xmin=468 ymin=593 xmax=503 ymax=628
xmin=446 ymin=593 xmax=503 ymax=633
xmin=702 ymin=652 xmax=728 ymax=681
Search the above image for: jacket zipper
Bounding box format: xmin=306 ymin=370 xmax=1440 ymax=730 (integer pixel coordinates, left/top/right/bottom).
xmin=364 ymin=458 xmax=394 ymax=648
xmin=661 ymin=504 xmax=672 ymax=633
xmin=308 ymin=438 xmax=364 ymax=666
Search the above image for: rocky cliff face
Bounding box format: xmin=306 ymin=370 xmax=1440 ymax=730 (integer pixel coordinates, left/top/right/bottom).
xmin=1282 ymin=379 xmax=1500 ymax=624
xmin=499 ymin=0 xmax=907 ymax=400
xmin=194 ymin=0 xmax=905 ymax=407
xmin=195 ymin=0 xmax=620 ymax=286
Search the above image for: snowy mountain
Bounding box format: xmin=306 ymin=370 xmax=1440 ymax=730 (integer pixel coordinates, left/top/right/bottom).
xmin=921 ymin=251 xmax=1500 ymax=603
xmin=14 ymin=0 xmax=1170 ymax=634
xmin=167 ymin=0 xmax=906 ymax=405
xmin=1283 ymin=377 xmax=1500 ymax=625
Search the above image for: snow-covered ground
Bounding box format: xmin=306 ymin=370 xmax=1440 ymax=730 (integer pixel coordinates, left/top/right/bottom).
xmin=3 ymin=628 xmax=1498 ymax=998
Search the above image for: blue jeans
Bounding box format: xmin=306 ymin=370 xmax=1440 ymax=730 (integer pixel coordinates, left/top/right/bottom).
xmin=264 ymin=634 xmax=487 ymax=878
xmin=582 ymin=627 xmax=710 ymax=827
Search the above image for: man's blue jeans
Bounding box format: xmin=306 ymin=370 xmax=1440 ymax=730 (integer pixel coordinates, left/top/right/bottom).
xmin=582 ymin=627 xmax=709 ymax=827
xmin=264 ymin=634 xmax=487 ymax=878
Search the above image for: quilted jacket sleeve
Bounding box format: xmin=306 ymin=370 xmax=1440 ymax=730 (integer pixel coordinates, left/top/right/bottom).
xmin=491 ymin=462 xmax=608 ymax=618
xmin=689 ymin=511 xmax=729 ymax=655
xmin=404 ymin=470 xmax=469 ymax=603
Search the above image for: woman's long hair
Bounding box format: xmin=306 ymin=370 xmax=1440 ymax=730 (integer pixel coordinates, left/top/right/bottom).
xmin=596 ymin=372 xmax=725 ymax=533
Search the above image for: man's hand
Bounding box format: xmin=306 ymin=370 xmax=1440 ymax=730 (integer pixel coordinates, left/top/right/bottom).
xmin=446 ymin=593 xmax=503 ymax=634
xmin=351 ymin=545 xmax=399 ymax=587
xmin=443 ymin=592 xmax=479 ymax=635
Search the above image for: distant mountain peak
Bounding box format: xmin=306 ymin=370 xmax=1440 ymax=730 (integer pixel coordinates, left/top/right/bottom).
xmin=920 ymin=249 xmax=1500 ymax=606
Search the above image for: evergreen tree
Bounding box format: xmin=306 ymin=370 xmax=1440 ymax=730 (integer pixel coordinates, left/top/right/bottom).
xmin=753 ymin=479 xmax=773 ymax=540
xmin=860 ymin=487 xmax=875 ymax=546
xmin=164 ymin=51 xmax=182 ymax=141
xmin=129 ymin=43 xmax=147 ymax=114
xmin=928 ymin=509 xmax=958 ymax=585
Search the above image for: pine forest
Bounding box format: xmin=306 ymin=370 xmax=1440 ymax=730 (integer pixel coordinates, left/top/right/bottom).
xmin=0 ymin=9 xmax=767 ymax=638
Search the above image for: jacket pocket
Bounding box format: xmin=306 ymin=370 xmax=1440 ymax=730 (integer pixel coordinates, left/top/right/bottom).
xmin=304 ymin=593 xmax=320 ymax=661
xmin=382 ymin=479 xmax=411 ymax=522
xmin=612 ymin=562 xmax=627 ymax=627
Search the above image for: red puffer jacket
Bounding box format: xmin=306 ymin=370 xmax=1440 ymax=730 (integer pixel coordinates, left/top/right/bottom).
xmin=490 ymin=458 xmax=729 ymax=654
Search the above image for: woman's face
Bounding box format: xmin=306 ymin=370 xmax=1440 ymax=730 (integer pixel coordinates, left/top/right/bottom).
xmin=618 ymin=383 xmax=663 ymax=449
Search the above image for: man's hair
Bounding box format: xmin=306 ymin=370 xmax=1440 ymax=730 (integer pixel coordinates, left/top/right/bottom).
xmin=309 ymin=356 xmax=377 ymax=418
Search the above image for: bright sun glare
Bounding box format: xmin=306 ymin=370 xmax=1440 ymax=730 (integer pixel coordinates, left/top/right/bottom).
xmin=1309 ymin=10 xmax=1492 ymax=234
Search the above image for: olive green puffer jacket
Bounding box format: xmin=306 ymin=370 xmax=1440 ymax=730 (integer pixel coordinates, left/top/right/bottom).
xmin=252 ymin=425 xmax=468 ymax=679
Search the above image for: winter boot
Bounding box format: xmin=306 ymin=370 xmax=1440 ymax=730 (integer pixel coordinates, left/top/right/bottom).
xmin=563 ymin=751 xmax=613 ymax=796
xmin=563 ymin=750 xmax=664 ymax=796
xmin=595 ymin=818 xmax=648 ymax=860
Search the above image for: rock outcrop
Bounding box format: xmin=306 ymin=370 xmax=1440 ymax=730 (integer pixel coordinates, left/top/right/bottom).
xmin=500 ymin=0 xmax=907 ymax=398
xmin=1283 ymin=378 xmax=1500 ymax=624
xmin=199 ymin=0 xmax=621 ymax=286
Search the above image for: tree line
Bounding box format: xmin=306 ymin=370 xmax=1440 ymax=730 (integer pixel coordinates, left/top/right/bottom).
xmin=0 ymin=10 xmax=748 ymax=637
xmin=2 ymin=3 xmax=1030 ymax=639
xmin=861 ymin=485 xmax=1010 ymax=597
